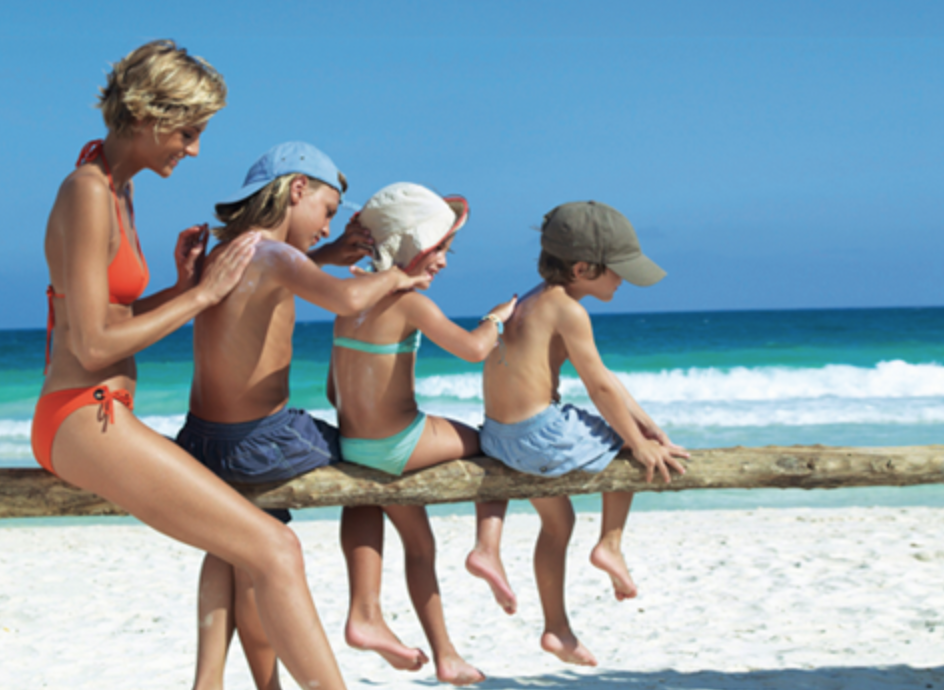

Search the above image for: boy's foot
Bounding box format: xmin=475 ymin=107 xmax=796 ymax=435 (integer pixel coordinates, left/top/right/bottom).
xmin=345 ymin=618 xmax=429 ymax=671
xmin=590 ymin=542 xmax=638 ymax=600
xmin=436 ymin=654 xmax=486 ymax=686
xmin=465 ymin=548 xmax=517 ymax=614
xmin=540 ymin=630 xmax=598 ymax=667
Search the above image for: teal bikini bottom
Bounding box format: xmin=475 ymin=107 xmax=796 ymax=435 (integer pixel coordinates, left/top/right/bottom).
xmin=340 ymin=412 xmax=427 ymax=476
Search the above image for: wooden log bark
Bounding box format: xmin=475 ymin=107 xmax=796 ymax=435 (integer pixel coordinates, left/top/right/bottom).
xmin=0 ymin=445 xmax=941 ymax=519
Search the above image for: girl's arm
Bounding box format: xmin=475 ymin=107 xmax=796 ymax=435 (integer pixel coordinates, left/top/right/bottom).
xmin=399 ymin=292 xmax=517 ymax=363
xmin=265 ymin=241 xmax=428 ymax=316
xmin=57 ymin=177 xmax=258 ymax=371
xmin=557 ymin=299 xmax=685 ymax=483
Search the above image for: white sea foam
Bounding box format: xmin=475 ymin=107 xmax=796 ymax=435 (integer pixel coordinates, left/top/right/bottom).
xmin=2 ymin=362 xmax=941 ymax=460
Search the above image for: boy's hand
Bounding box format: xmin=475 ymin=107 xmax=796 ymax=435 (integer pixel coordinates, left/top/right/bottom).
xmin=349 ymin=265 xmax=431 ymax=292
xmin=174 ymin=223 xmax=209 ymax=290
xmin=310 ymin=217 xmax=374 ymax=267
xmin=630 ymin=438 xmax=687 ymax=484
xmin=640 ymin=422 xmax=690 ymax=459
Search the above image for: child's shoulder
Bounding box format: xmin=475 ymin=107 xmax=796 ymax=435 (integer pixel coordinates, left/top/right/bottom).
xmin=525 ymin=283 xmax=589 ymax=324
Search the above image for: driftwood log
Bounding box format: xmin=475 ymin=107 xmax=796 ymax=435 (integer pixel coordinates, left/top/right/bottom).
xmin=0 ymin=445 xmax=941 ymax=519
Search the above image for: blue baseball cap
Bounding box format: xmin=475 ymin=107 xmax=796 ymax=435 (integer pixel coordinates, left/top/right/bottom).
xmin=218 ymin=141 xmax=358 ymax=208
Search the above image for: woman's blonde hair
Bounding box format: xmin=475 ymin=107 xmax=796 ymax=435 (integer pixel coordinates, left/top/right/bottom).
xmin=98 ymin=39 xmax=227 ymax=137
xmin=213 ymin=174 xmax=347 ymax=243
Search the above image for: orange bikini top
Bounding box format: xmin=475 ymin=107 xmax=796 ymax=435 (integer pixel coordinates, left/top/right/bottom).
xmin=45 ymin=140 xmax=151 ymax=372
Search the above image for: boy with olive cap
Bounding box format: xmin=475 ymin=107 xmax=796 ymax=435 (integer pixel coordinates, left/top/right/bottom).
xmin=471 ymin=201 xmax=689 ymax=667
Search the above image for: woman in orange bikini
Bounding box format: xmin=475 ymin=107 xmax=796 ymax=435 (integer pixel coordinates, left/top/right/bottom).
xmin=33 ymin=40 xmax=347 ymax=690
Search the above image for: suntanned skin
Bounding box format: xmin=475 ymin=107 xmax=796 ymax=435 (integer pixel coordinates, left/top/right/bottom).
xmin=329 ymin=235 xmax=517 ymax=685
xmin=189 ymin=178 xmax=429 ymax=690
xmin=44 ymin=118 xmax=351 ymax=690
xmin=477 ymin=265 xmax=689 ymax=666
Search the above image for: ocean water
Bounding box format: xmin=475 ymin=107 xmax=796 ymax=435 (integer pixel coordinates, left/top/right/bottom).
xmin=2 ymin=307 xmax=942 ymax=519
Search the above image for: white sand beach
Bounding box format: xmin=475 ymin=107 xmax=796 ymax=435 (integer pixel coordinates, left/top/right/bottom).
xmin=1 ymin=507 xmax=942 ymax=689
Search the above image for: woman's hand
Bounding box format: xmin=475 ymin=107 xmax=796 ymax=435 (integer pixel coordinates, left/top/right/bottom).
xmin=174 ymin=224 xmax=210 ymax=290
xmin=197 ymin=232 xmax=261 ymax=306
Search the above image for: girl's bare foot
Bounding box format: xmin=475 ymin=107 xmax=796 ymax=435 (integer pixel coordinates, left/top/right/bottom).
xmin=540 ymin=630 xmax=598 ymax=666
xmin=590 ymin=542 xmax=638 ymax=600
xmin=436 ymin=654 xmax=486 ymax=686
xmin=345 ymin=617 xmax=429 ymax=671
xmin=465 ymin=547 xmax=517 ymax=614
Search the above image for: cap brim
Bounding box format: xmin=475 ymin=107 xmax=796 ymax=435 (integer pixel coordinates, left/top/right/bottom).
xmin=216 ymin=179 xmax=272 ymax=206
xmin=609 ymin=253 xmax=666 ymax=287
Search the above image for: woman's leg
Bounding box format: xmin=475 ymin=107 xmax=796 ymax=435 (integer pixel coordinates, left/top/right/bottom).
xmin=233 ymin=567 xmax=281 ymax=690
xmin=51 ymin=404 xmax=346 ymax=690
xmin=404 ymin=416 xmax=516 ymax=614
xmin=529 ymin=495 xmax=597 ymax=667
xmin=339 ymin=505 xmax=428 ymax=671
xmin=383 ymin=505 xmax=484 ymax=686
xmin=192 ymin=554 xmax=236 ymax=690
xmin=590 ymin=491 xmax=637 ymax=600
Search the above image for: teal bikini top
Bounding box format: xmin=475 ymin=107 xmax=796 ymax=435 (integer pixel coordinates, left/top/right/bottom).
xmin=333 ymin=330 xmax=422 ymax=355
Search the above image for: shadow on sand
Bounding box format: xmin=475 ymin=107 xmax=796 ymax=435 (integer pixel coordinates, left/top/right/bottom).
xmin=405 ymin=665 xmax=944 ymax=689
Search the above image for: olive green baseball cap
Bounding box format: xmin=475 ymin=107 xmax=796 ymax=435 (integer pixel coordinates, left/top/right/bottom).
xmin=540 ymin=201 xmax=666 ymax=286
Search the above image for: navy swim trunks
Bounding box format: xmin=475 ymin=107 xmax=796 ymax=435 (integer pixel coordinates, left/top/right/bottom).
xmin=177 ymin=407 xmax=341 ymax=523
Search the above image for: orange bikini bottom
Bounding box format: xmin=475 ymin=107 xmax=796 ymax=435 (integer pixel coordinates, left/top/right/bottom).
xmin=31 ymin=385 xmax=134 ymax=475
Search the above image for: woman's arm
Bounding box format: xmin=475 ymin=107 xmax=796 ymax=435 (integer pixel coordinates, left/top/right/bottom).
xmin=400 ymin=292 xmax=517 ymax=363
xmin=57 ymin=177 xmax=258 ymax=371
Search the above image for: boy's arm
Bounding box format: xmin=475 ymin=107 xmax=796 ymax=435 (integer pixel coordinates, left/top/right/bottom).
xmin=400 ymin=292 xmax=517 ymax=363
xmin=307 ymin=217 xmax=373 ymax=268
xmin=262 ymin=241 xmax=427 ymax=316
xmin=608 ymin=371 xmax=688 ymax=455
xmin=326 ymin=355 xmax=337 ymax=409
xmin=558 ymin=301 xmax=686 ymax=483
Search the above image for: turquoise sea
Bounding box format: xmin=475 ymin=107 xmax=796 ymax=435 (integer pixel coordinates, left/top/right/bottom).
xmin=1 ymin=307 xmax=942 ymax=522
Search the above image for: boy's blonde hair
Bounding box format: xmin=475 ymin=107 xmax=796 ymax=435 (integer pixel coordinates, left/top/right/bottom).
xmin=213 ymin=173 xmax=347 ymax=242
xmin=538 ymin=250 xmax=606 ymax=285
xmin=98 ymin=39 xmax=227 ymax=137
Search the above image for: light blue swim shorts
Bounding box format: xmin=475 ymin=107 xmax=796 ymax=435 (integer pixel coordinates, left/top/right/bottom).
xmin=340 ymin=412 xmax=427 ymax=476
xmin=480 ymin=403 xmax=622 ymax=477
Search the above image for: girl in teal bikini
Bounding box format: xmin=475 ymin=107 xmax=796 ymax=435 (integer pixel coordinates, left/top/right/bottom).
xmin=329 ymin=182 xmax=516 ymax=685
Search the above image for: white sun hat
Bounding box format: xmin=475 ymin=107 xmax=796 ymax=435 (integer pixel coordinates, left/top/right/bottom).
xmin=358 ymin=182 xmax=469 ymax=272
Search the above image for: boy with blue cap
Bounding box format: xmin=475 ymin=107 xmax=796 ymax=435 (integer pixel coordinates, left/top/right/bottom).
xmin=474 ymin=201 xmax=689 ymax=667
xmin=177 ymin=141 xmax=429 ymax=690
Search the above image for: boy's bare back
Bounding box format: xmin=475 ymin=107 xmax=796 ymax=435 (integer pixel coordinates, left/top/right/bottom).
xmin=190 ymin=240 xmax=308 ymax=424
xmin=483 ymin=282 xmax=591 ymax=425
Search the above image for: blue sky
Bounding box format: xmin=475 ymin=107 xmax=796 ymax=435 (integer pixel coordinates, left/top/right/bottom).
xmin=1 ymin=1 xmax=941 ymax=328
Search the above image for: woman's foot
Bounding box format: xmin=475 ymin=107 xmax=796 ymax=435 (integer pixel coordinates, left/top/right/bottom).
xmin=590 ymin=542 xmax=638 ymax=600
xmin=465 ymin=547 xmax=517 ymax=614
xmin=345 ymin=616 xmax=429 ymax=671
xmin=540 ymin=630 xmax=598 ymax=667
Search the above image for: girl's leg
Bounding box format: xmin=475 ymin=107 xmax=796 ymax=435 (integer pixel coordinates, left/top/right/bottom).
xmin=233 ymin=567 xmax=281 ymax=690
xmin=340 ymin=505 xmax=428 ymax=671
xmin=529 ymin=496 xmax=597 ymax=667
xmin=590 ymin=491 xmax=637 ymax=600
xmin=193 ymin=554 xmax=236 ymax=690
xmin=51 ymin=405 xmax=346 ymax=690
xmin=405 ymin=415 xmax=516 ymax=615
xmin=465 ymin=500 xmax=516 ymax=614
xmin=383 ymin=505 xmax=484 ymax=686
